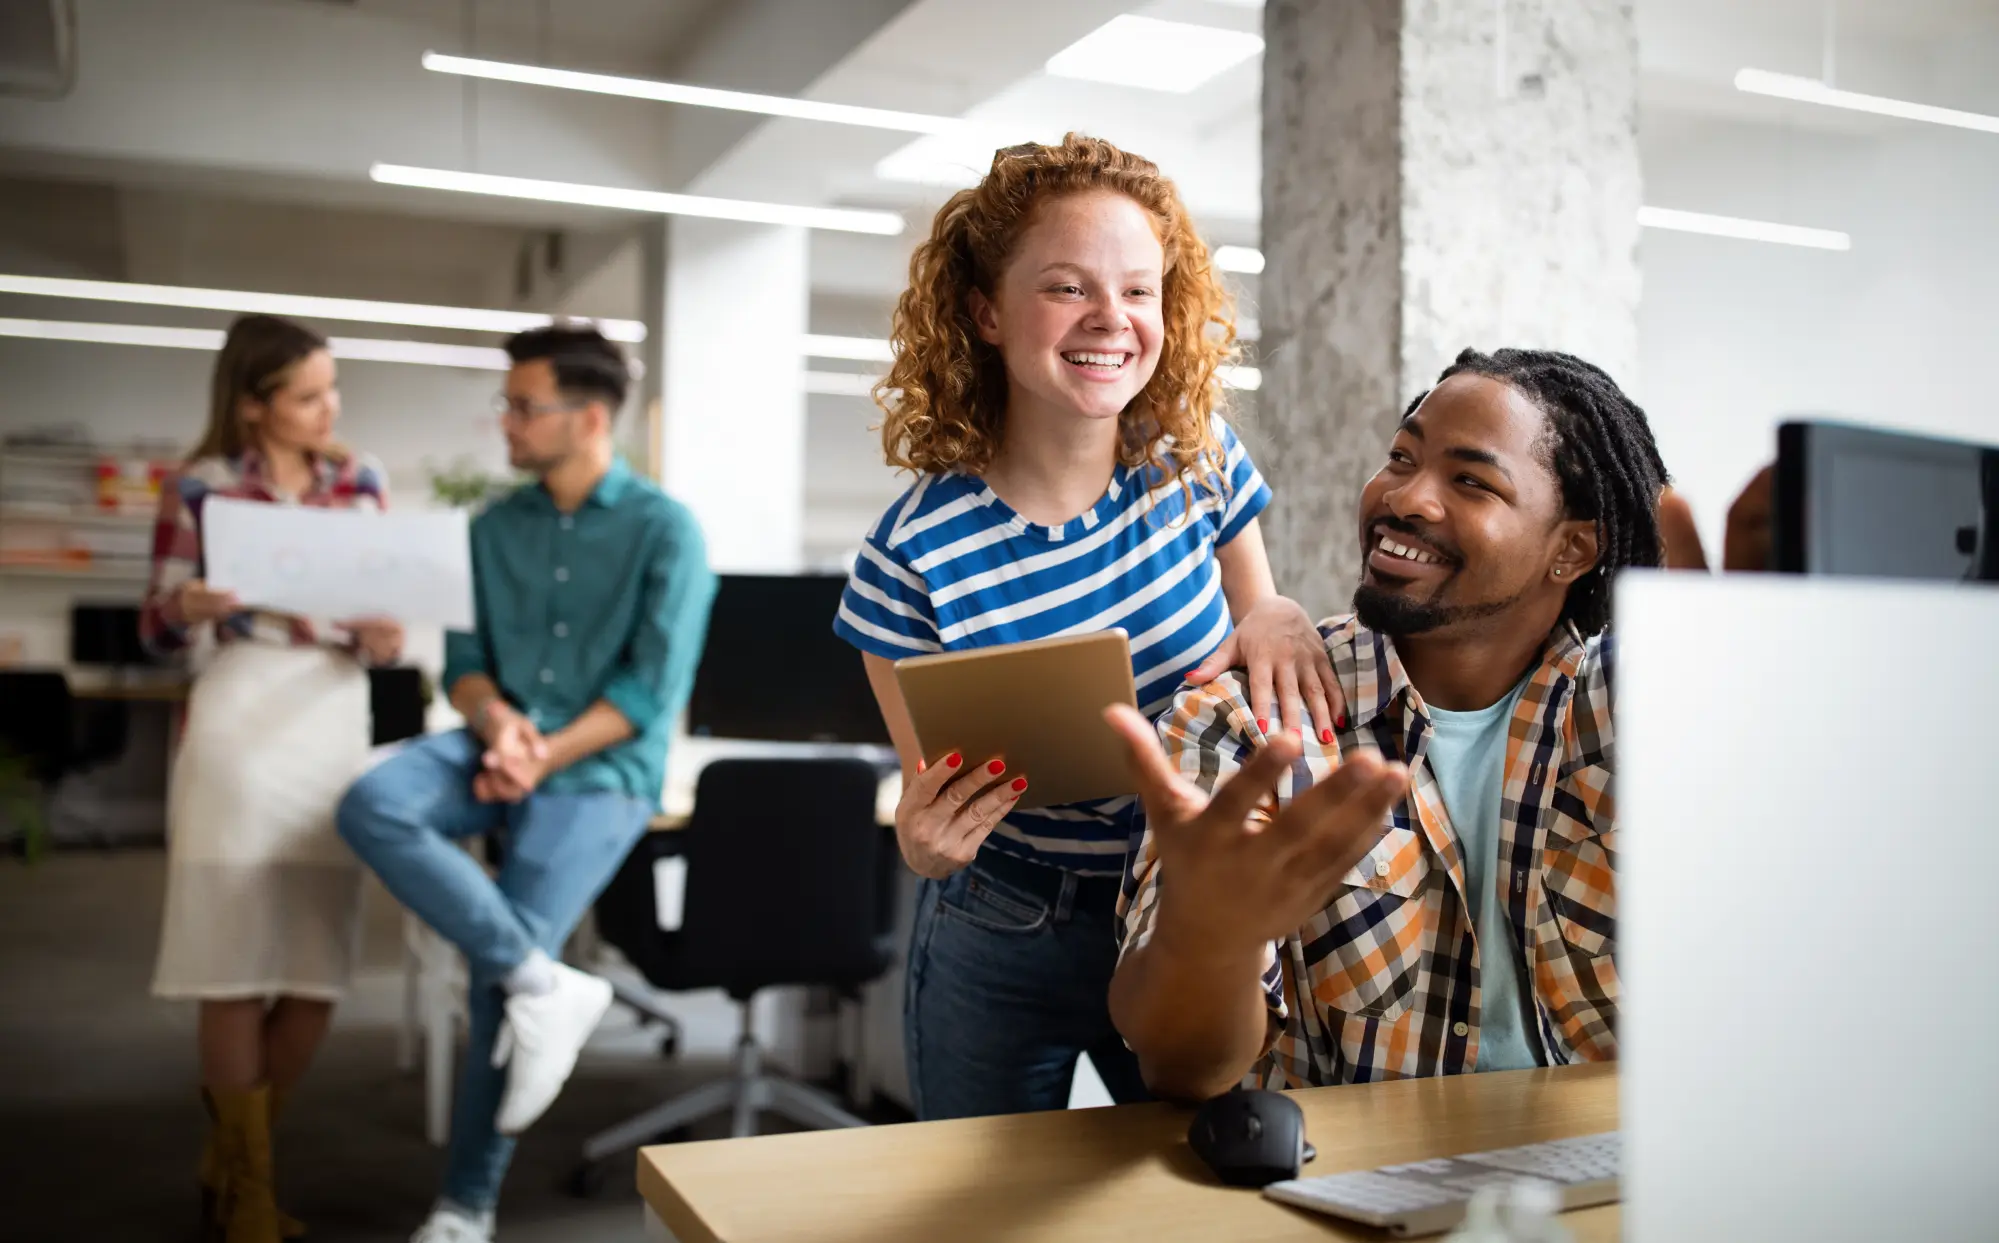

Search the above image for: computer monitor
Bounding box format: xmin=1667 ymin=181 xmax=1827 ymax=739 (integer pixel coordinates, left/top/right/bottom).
xmin=69 ymin=603 xmax=153 ymax=667
xmin=685 ymin=573 xmax=891 ymax=745
xmin=1617 ymin=574 xmax=1999 ymax=1239
xmin=1774 ymin=419 xmax=1998 ymax=580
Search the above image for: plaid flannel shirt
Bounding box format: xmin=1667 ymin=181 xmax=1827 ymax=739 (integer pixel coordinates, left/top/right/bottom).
xmin=1117 ymin=614 xmax=1618 ymax=1087
xmin=140 ymin=449 xmax=388 ymax=659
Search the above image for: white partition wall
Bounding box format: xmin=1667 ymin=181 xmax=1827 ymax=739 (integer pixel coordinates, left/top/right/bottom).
xmin=654 ymin=216 xmax=808 ymax=574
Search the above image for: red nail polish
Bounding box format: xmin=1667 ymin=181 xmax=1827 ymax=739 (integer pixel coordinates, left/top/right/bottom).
xmin=987 ymin=759 xmax=1005 ymax=775
xmin=918 ymin=759 xmax=927 ymax=774
xmin=1256 ymin=718 xmax=1268 ymax=733
xmin=1010 ymin=777 xmax=1028 ymax=792
xmin=945 ymin=753 xmax=962 ymax=769
xmin=1320 ymin=728 xmax=1334 ymax=744
xmin=1337 ymin=714 xmax=1348 ymax=730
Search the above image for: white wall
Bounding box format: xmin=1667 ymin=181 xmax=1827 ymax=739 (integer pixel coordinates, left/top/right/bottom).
xmin=1636 ymin=117 xmax=1999 ymax=558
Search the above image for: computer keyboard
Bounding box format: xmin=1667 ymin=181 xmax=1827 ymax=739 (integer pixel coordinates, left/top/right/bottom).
xmin=1262 ymin=1131 xmax=1620 ymax=1237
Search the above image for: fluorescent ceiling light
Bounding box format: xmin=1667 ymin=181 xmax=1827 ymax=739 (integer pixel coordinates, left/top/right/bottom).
xmin=1215 ymin=202 xmax=1849 ymax=267
xmin=803 ymin=334 xmax=895 ymax=363
xmin=327 ymin=338 xmax=508 ymax=370
xmin=1637 ymin=206 xmax=1851 ymax=251
xmin=875 ymin=137 xmax=991 ymax=189
xmin=0 ymin=273 xmax=645 ymax=342
xmin=803 ymin=350 xmax=1260 ymax=392
xmin=0 ymin=317 xmax=514 ymax=369
xmin=423 ymin=52 xmax=964 ymax=136
xmin=1045 ymin=16 xmax=1264 ymax=94
xmin=804 ymin=371 xmax=882 ymax=398
xmin=0 ymin=318 xmax=221 ymax=351
xmin=1734 ymin=68 xmax=1999 ymax=136
xmin=1212 ymin=245 xmax=1265 ymax=275
xmin=371 ymin=164 xmax=904 ymax=236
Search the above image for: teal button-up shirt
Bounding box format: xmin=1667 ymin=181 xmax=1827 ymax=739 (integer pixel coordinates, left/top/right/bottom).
xmin=443 ymin=459 xmax=715 ymax=803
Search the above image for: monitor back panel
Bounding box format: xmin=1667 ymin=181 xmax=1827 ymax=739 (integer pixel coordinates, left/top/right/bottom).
xmin=1617 ymin=573 xmax=1999 ymax=1240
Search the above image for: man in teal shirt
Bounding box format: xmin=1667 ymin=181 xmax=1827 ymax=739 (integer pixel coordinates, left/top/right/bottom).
xmin=339 ymin=325 xmax=714 ymax=1243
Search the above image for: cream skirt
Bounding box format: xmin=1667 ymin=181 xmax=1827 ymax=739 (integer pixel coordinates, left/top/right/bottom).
xmin=151 ymin=642 xmax=372 ymax=1001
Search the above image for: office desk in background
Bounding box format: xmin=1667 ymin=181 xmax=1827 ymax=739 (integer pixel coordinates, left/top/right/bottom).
xmin=638 ymin=1063 xmax=1620 ymax=1242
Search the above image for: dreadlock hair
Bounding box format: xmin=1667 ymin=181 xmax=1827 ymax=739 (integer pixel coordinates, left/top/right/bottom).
xmin=1411 ymin=348 xmax=1668 ymax=636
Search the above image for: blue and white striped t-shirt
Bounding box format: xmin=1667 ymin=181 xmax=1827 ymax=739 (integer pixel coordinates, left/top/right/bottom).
xmin=834 ymin=417 xmax=1271 ymax=875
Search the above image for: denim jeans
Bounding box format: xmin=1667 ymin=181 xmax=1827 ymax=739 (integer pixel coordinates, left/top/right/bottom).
xmin=335 ymin=730 xmax=651 ymax=1212
xmin=904 ymin=848 xmax=1151 ymax=1120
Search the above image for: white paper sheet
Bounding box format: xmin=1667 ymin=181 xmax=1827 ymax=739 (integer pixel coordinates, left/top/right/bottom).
xmin=202 ymin=497 xmax=475 ymax=629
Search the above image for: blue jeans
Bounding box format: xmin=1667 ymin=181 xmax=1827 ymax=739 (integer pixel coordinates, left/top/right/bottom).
xmin=905 ymin=849 xmax=1151 ymax=1120
xmin=336 ymin=730 xmax=651 ymax=1212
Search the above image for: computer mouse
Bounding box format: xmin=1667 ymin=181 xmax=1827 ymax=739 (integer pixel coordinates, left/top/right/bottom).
xmin=1188 ymin=1088 xmax=1316 ymax=1187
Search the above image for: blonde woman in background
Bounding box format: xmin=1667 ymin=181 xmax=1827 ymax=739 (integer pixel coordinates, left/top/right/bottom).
xmin=142 ymin=314 xmax=403 ymax=1241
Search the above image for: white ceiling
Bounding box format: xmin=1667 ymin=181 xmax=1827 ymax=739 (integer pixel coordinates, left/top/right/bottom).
xmin=4 ymin=0 xmax=1997 ymax=314
xmin=297 ymin=0 xmax=730 ymax=76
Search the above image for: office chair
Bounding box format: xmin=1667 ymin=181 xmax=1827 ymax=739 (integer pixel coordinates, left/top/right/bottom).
xmin=0 ymin=671 xmax=128 ymax=852
xmin=574 ymin=758 xmax=896 ymax=1188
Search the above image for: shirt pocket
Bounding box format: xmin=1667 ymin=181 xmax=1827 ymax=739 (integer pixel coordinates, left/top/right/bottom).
xmin=1542 ymin=784 xmax=1616 ymax=958
xmin=1301 ymin=825 xmax=1435 ymax=1021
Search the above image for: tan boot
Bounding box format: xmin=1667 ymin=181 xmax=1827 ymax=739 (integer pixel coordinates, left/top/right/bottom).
xmin=211 ymin=1085 xmax=282 ymax=1242
xmin=203 ymin=1087 xmax=305 ymax=1241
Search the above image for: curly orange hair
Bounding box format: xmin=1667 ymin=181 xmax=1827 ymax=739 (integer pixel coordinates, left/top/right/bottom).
xmin=876 ymin=133 xmax=1240 ymax=497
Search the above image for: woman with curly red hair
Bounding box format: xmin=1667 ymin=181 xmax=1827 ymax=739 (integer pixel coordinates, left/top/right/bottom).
xmin=834 ymin=135 xmax=1344 ymax=1118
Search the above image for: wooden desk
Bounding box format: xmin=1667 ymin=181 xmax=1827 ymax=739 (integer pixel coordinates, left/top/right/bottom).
xmin=638 ymin=1063 xmax=1620 ymax=1242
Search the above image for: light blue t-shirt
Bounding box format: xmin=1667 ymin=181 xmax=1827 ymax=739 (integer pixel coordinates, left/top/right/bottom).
xmin=1425 ymin=677 xmax=1543 ymax=1072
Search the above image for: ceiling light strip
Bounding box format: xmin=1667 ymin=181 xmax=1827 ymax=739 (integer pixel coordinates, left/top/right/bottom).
xmin=1211 ymin=245 xmax=1265 ymax=275
xmin=1734 ymin=68 xmax=1999 ymax=136
xmin=0 ymin=274 xmax=646 ymax=342
xmin=371 ymin=164 xmax=905 ymax=236
xmin=802 ymin=359 xmax=1260 ymax=394
xmin=1637 ymin=206 xmax=1851 ymax=251
xmin=802 ymin=334 xmax=896 ymax=363
xmin=0 ymin=317 xmax=512 ymax=369
xmin=422 ymin=52 xmax=964 ymax=136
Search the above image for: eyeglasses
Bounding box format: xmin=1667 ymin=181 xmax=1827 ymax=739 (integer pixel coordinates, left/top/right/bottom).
xmin=492 ymin=394 xmax=587 ymax=421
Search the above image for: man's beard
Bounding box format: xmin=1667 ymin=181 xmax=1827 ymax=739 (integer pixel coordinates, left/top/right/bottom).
xmin=1353 ymin=581 xmax=1517 ymax=637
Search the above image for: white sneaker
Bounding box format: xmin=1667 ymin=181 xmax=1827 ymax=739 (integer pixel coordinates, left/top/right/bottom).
xmin=410 ymin=1200 xmax=495 ymax=1243
xmin=491 ymin=959 xmax=614 ymax=1135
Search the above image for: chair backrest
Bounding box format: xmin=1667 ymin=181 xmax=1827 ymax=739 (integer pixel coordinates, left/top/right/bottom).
xmin=0 ymin=671 xmax=74 ymax=781
xmin=368 ymin=666 xmax=427 ymax=746
xmin=598 ymin=757 xmax=896 ymax=1000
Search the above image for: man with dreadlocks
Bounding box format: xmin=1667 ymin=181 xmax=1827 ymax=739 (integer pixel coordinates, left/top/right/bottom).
xmin=1105 ymin=348 xmax=1665 ymax=1097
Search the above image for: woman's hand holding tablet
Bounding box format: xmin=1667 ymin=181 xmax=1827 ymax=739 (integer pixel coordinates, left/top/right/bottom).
xmin=880 ymin=631 xmax=1141 ymax=877
xmin=892 ymin=752 xmax=1029 ymax=879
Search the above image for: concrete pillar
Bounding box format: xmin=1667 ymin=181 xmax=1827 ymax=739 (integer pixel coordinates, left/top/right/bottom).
xmin=641 ymin=216 xmax=809 ymax=573
xmin=1257 ymin=0 xmax=1642 ymax=614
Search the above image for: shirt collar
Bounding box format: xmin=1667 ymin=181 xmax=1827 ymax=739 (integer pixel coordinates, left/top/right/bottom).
xmin=587 ymin=456 xmax=632 ymax=508
xmin=233 ymin=447 xmax=337 ymax=498
xmin=536 ymin=456 xmax=632 ymax=513
xmin=1342 ymin=615 xmax=1588 ymax=732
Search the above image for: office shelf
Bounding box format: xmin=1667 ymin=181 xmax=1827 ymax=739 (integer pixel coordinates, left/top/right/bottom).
xmin=0 ymin=562 xmax=152 ymax=584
